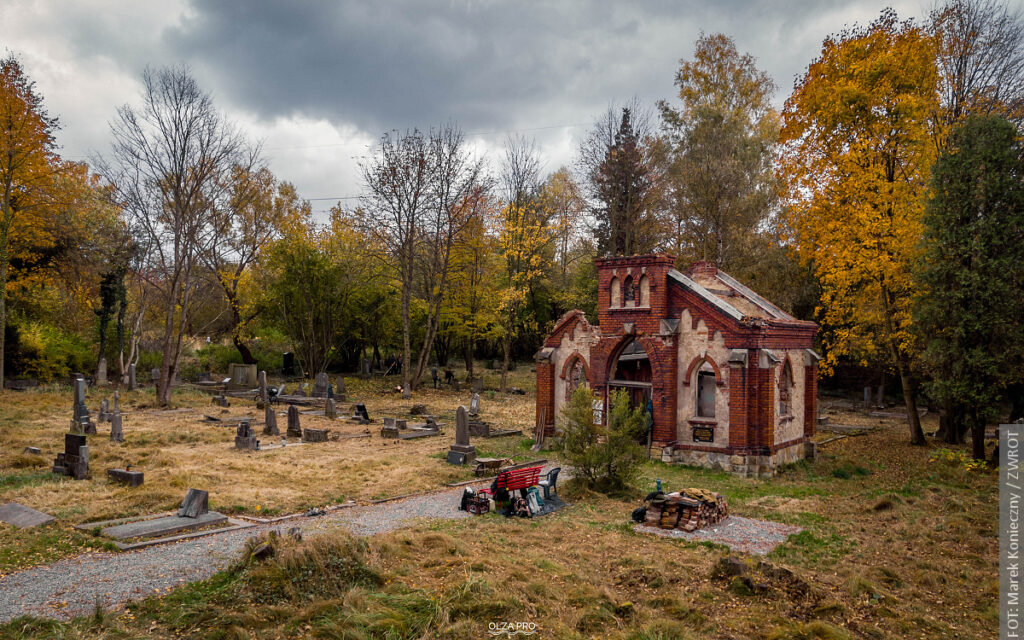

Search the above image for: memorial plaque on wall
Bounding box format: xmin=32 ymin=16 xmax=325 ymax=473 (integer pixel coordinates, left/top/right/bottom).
xmin=692 ymin=426 xmax=715 ymax=443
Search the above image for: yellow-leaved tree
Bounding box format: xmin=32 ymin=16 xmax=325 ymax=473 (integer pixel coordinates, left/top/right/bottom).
xmin=779 ymin=9 xmax=939 ymax=445
xmin=0 ymin=56 xmax=59 ymax=390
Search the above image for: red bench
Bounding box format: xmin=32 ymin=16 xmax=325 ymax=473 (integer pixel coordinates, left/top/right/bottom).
xmin=478 ymin=466 xmax=543 ymax=497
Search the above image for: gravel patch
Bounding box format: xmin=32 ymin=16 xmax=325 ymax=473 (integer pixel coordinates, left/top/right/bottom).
xmin=0 ymin=476 xmax=516 ymax=623
xmin=633 ymin=516 xmax=801 ymax=555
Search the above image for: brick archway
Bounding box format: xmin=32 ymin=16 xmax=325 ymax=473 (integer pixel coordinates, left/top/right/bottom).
xmin=683 ymin=354 xmax=725 ymax=387
xmin=559 ymin=351 xmax=591 ymax=381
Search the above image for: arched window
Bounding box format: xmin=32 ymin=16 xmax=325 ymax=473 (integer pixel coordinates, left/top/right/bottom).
xmin=639 ymin=274 xmax=650 ymax=306
xmin=623 ymin=275 xmax=635 ymax=306
xmin=779 ymin=362 xmax=793 ymax=416
xmin=566 ymin=358 xmax=586 ymax=401
xmin=696 ymin=363 xmax=716 ymax=418
xmin=610 ymin=277 xmax=621 ymax=308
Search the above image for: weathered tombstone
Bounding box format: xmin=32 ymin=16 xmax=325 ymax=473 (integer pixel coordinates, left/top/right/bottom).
xmin=53 ymin=433 xmax=89 ymax=479
xmin=336 ymin=376 xmax=346 ymax=401
xmin=235 ymin=420 xmax=258 ymax=450
xmin=282 ymin=352 xmax=295 ymax=376
xmin=177 ymin=489 xmax=209 ymax=518
xmin=287 ymin=405 xmax=303 ymax=438
xmin=395 ymin=418 xmax=407 ymax=430
xmin=303 ymin=428 xmax=328 ymax=443
xmin=70 ymin=377 xmax=95 ymax=435
xmin=351 ymin=403 xmax=370 ymax=423
xmin=313 ymin=372 xmax=330 ymax=398
xmin=113 ymin=391 xmax=120 ymax=413
xmin=469 ymin=393 xmax=481 ymax=416
xmin=228 ymin=363 xmax=258 ymax=388
xmin=359 ymin=358 xmax=371 ymax=378
xmin=446 ymin=406 xmax=477 ymax=465
xmin=99 ymin=398 xmax=110 ymax=423
xmin=106 ymin=468 xmax=143 ymax=486
xmin=109 ymin=410 xmax=124 ymax=443
xmin=0 ymin=503 xmax=56 ymax=529
xmin=96 ymin=357 xmax=107 ymax=386
xmin=263 ymin=406 xmax=279 ymax=436
xmin=258 ymin=371 xmax=269 ymax=405
xmin=325 ymin=398 xmax=337 ymax=419
xmin=212 ymin=394 xmax=229 ymax=408
xmin=127 ymin=363 xmax=137 ymax=391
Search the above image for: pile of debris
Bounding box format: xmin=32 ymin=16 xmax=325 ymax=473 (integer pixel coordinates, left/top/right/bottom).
xmin=636 ymin=488 xmax=729 ymax=532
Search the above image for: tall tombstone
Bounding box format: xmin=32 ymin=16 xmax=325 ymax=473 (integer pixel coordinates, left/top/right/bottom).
xmin=113 ymin=391 xmax=120 ymax=413
xmin=128 ymin=364 xmax=137 ymax=391
xmin=110 ymin=409 xmax=123 ymax=443
xmin=336 ymin=376 xmax=347 ymax=401
xmin=313 ymin=372 xmax=330 ymax=398
xmin=325 ymin=398 xmax=337 ymax=419
xmin=286 ymin=405 xmax=302 ymax=438
xmin=469 ymin=393 xmax=481 ymax=416
xmin=258 ymin=371 xmax=269 ymax=405
xmin=446 ymin=405 xmax=477 ymax=465
xmin=96 ymin=357 xmax=107 ymax=386
xmin=263 ymin=405 xmax=280 ymax=436
xmin=70 ymin=377 xmax=95 ymax=434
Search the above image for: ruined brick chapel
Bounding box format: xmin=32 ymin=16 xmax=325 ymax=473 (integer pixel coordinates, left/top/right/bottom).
xmin=535 ymin=254 xmax=820 ymax=478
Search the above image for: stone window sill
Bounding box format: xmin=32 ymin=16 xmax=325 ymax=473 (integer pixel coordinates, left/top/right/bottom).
xmin=609 ymin=305 xmax=650 ymax=311
xmin=688 ymin=416 xmax=717 ymax=425
xmin=778 ymin=414 xmax=794 ymax=422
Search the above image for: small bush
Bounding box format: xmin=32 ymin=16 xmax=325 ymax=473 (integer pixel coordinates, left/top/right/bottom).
xmin=559 ymin=386 xmax=648 ymax=492
xmin=8 ymin=320 xmax=93 ymax=382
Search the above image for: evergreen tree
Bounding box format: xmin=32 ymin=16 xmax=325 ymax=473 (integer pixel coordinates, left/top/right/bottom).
xmin=917 ymin=114 xmax=1024 ymax=460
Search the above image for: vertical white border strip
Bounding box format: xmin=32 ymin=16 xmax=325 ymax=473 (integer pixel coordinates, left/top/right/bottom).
xmin=1002 ymin=424 xmax=1023 ymax=639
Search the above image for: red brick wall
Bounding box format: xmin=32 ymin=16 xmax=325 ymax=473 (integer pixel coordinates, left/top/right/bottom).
xmin=804 ymin=361 xmax=818 ymax=438
xmin=536 ymin=361 xmax=555 ymax=436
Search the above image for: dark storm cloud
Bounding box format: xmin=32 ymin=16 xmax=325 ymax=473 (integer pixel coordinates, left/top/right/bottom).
xmin=162 ymin=0 xmax=894 ymax=135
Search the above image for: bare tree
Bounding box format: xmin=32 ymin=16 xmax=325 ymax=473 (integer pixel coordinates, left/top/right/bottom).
xmin=100 ymin=66 xmax=253 ymax=405
xmin=932 ymin=0 xmax=1024 ymax=129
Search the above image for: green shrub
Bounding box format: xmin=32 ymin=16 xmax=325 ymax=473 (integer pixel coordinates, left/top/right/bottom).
xmin=559 ymin=386 xmax=648 ymax=492
xmin=10 ymin=320 xmax=93 ymax=382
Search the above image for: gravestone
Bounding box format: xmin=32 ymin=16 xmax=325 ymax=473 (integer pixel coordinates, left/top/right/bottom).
xmin=263 ymin=406 xmax=279 ymax=436
xmin=70 ymin=377 xmax=95 ymax=435
xmin=212 ymin=394 xmax=229 ymax=408
xmin=109 ymin=409 xmax=124 ymax=443
xmin=313 ymin=372 xmax=330 ymax=398
xmin=469 ymin=393 xmax=481 ymax=416
xmin=113 ymin=391 xmax=120 ymax=413
xmin=303 ymin=428 xmax=328 ymax=443
xmin=325 ymin=398 xmax=337 ymax=419
xmin=99 ymin=398 xmax=110 ymax=423
xmin=96 ymin=357 xmax=107 ymax=386
xmin=446 ymin=406 xmax=477 ymax=465
xmin=0 ymin=503 xmax=56 ymax=529
xmin=106 ymin=468 xmax=143 ymax=486
xmin=876 ymin=384 xmax=885 ymax=409
xmin=287 ymin=405 xmax=303 ymax=438
xmin=336 ymin=377 xmax=346 ymax=401
xmin=229 ymin=363 xmax=258 ymax=388
xmin=258 ymin=371 xmax=269 ymax=406
xmin=128 ymin=364 xmax=137 ymax=391
xmin=359 ymin=358 xmax=371 ymax=378
xmin=53 ymin=433 xmax=89 ymax=479
xmin=235 ymin=420 xmax=258 ymax=450
xmin=177 ymin=489 xmax=209 ymax=518
xmin=863 ymin=386 xmax=872 ymax=409
xmin=282 ymin=352 xmax=296 ymax=376
xmin=351 ymin=403 xmax=370 ymax=424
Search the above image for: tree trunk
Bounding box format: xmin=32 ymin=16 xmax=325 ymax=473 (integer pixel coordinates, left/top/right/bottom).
xmin=463 ymin=338 xmax=474 ymax=381
xmin=500 ymin=332 xmax=512 ymax=392
xmin=0 ymin=255 xmax=6 ymax=393
xmin=971 ymin=408 xmax=986 ymax=461
xmin=401 ymin=285 xmax=412 ymax=398
xmin=234 ymin=334 xmax=256 ymax=365
xmin=896 ymin=359 xmax=925 ymax=445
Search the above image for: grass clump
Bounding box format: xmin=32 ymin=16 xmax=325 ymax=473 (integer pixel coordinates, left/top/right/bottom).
xmin=768 ymin=620 xmax=852 ymax=640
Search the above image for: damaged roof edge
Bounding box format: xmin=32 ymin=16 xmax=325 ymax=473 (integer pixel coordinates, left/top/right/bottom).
xmin=668 ymin=269 xmax=746 ymax=322
xmin=713 ymin=270 xmax=795 ymax=321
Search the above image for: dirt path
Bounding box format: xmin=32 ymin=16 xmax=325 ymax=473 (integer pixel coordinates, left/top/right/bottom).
xmin=0 ymin=484 xmax=481 ymax=622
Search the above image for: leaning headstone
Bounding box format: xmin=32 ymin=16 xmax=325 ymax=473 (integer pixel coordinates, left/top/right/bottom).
xmin=287 ymin=405 xmax=302 ymax=438
xmin=177 ymin=489 xmax=209 ymax=518
xmin=313 ymin=372 xmax=330 ymax=398
xmin=325 ymin=398 xmax=337 ymax=419
xmin=469 ymin=393 xmax=481 ymax=416
xmin=109 ymin=410 xmax=124 ymax=443
xmin=127 ymin=364 xmax=137 ymax=391
xmin=235 ymin=420 xmax=258 ymax=450
xmin=446 ymin=406 xmax=477 ymax=465
xmin=336 ymin=377 xmax=346 ymax=401
xmin=96 ymin=357 xmax=107 ymax=386
xmin=263 ymin=406 xmax=279 ymax=436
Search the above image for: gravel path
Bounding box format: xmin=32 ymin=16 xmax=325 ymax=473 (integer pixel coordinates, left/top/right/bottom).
xmin=0 ymin=484 xmax=480 ymax=623
xmin=633 ymin=516 xmax=801 ymax=555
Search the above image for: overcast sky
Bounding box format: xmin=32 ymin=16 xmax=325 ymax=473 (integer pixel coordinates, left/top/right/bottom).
xmin=2 ymin=0 xmax=999 ymax=217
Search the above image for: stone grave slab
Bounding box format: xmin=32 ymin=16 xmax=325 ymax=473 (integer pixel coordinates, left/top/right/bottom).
xmin=107 ymin=468 xmax=144 ymax=486
xmin=101 ymin=511 xmax=228 ymax=540
xmin=302 ymin=428 xmax=329 ymax=443
xmin=0 ymin=502 xmax=56 ymax=528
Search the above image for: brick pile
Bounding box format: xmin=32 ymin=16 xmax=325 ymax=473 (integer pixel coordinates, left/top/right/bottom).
xmin=643 ymin=488 xmax=728 ymax=532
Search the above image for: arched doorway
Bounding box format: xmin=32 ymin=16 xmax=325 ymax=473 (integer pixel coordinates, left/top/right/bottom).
xmin=607 ymin=338 xmax=653 ymax=441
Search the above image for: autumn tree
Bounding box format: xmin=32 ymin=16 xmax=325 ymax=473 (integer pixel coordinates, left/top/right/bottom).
xmin=103 ymin=66 xmax=255 ymax=405
xmin=780 ymin=10 xmax=939 ymax=445
xmin=659 ymin=33 xmax=780 ymax=270
xmin=538 ymin=167 xmax=585 ymax=280
xmin=203 ymin=166 xmax=294 ymax=364
xmin=0 ymin=56 xmax=59 ymax=391
xmin=916 ymin=115 xmax=1024 ymax=460
xmin=931 ymin=0 xmax=1024 ymax=132
xmin=579 ymin=104 xmax=664 ymax=256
